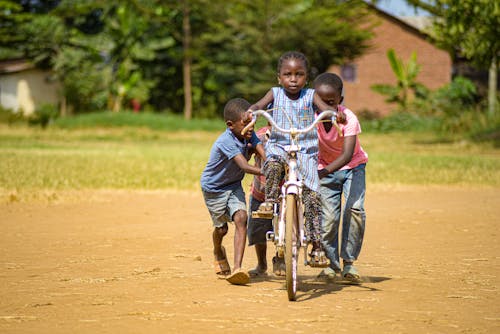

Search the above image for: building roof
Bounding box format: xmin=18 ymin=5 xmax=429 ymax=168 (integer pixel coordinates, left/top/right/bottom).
xmin=368 ymin=3 xmax=432 ymax=40
xmin=0 ymin=59 xmax=35 ymax=74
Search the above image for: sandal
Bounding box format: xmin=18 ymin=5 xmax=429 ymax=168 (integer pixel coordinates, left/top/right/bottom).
xmin=214 ymin=246 xmax=231 ymax=279
xmin=342 ymin=264 xmax=362 ymax=284
xmin=272 ymin=256 xmax=285 ymax=276
xmin=248 ymin=267 xmax=268 ymax=278
xmin=226 ymin=268 xmax=250 ymax=285
xmin=308 ymin=250 xmax=329 ymax=268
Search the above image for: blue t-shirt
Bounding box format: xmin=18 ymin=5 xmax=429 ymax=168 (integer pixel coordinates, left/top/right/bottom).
xmin=200 ymin=128 xmax=260 ymax=193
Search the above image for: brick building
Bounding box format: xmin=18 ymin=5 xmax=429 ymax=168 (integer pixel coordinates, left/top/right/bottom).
xmin=329 ymin=6 xmax=452 ymax=116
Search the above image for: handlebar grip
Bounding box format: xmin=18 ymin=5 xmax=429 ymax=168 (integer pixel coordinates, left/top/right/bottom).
xmin=241 ymin=118 xmax=256 ymax=136
xmin=332 ymin=120 xmax=343 ymax=137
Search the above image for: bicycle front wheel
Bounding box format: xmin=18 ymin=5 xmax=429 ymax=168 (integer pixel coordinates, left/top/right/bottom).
xmin=285 ymin=193 xmax=298 ymax=301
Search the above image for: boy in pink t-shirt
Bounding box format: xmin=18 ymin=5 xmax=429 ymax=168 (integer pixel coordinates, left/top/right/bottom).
xmin=314 ymin=73 xmax=368 ymax=284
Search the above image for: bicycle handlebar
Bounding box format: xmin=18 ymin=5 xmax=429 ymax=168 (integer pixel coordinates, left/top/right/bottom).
xmin=241 ymin=109 xmax=342 ymax=137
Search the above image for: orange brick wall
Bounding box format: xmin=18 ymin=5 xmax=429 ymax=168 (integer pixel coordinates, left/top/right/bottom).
xmin=328 ymin=10 xmax=451 ymax=116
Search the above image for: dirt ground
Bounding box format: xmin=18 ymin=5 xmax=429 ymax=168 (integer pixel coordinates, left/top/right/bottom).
xmin=0 ymin=185 xmax=499 ymax=334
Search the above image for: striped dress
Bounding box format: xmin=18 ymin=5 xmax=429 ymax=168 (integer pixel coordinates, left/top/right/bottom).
xmin=266 ymin=87 xmax=320 ymax=192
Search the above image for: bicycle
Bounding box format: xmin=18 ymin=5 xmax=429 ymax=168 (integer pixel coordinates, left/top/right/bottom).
xmin=242 ymin=108 xmax=340 ymax=301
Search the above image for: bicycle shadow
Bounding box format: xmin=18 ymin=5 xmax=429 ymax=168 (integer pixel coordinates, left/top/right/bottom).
xmin=295 ymin=275 xmax=391 ymax=302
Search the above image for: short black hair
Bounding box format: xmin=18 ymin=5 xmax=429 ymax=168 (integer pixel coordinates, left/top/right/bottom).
xmin=313 ymin=72 xmax=343 ymax=96
xmin=277 ymin=51 xmax=309 ymax=73
xmin=224 ymin=98 xmax=250 ymax=122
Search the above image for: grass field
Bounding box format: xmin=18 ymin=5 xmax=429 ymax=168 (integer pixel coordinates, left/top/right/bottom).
xmin=1 ymin=122 xmax=499 ymax=202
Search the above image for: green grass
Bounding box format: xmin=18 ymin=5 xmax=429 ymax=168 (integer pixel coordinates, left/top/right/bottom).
xmin=1 ymin=120 xmax=499 ymax=201
xmin=51 ymin=111 xmax=226 ymax=132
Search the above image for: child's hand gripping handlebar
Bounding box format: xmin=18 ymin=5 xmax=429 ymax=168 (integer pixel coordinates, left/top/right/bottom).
xmin=241 ymin=109 xmax=342 ymax=137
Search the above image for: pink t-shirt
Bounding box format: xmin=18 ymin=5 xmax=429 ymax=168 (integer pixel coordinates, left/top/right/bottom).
xmin=317 ymin=105 xmax=368 ymax=171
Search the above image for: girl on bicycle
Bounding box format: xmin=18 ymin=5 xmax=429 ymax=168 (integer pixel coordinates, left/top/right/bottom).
xmin=247 ymin=51 xmax=344 ymax=267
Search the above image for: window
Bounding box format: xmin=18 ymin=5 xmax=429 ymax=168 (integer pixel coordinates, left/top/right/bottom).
xmin=341 ymin=64 xmax=357 ymax=83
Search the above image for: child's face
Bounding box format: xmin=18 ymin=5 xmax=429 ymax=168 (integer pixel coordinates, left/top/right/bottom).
xmin=228 ymin=111 xmax=254 ymax=141
xmin=315 ymin=84 xmax=342 ymax=108
xmin=278 ymin=59 xmax=308 ymax=99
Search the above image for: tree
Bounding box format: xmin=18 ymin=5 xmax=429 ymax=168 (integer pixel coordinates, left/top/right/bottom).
xmin=191 ymin=0 xmax=374 ymax=117
xmin=371 ymin=48 xmax=426 ymax=110
xmin=405 ymin=0 xmax=499 ymax=116
xmin=182 ymin=0 xmax=192 ymax=120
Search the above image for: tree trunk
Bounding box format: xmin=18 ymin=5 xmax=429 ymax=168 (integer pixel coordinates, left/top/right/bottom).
xmin=60 ymin=95 xmax=66 ymax=117
xmin=488 ymin=54 xmax=497 ymax=117
xmin=182 ymin=0 xmax=193 ymax=120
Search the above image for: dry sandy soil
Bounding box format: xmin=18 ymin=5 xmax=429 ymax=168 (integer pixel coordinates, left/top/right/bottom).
xmin=1 ymin=185 xmax=499 ymax=334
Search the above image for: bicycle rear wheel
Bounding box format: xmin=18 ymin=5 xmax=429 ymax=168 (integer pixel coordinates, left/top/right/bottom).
xmin=285 ymin=193 xmax=298 ymax=301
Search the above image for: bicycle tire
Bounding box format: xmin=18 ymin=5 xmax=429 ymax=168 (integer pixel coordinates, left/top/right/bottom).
xmin=285 ymin=193 xmax=298 ymax=301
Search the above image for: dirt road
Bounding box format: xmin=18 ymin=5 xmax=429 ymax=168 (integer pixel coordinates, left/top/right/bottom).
xmin=1 ymin=186 xmax=499 ymax=333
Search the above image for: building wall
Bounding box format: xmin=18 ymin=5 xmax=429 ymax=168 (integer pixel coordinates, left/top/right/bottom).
xmin=329 ymin=10 xmax=452 ymax=116
xmin=0 ymin=68 xmax=60 ymax=115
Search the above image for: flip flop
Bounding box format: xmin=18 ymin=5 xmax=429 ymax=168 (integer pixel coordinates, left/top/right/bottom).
xmin=272 ymin=256 xmax=285 ymax=276
xmin=248 ymin=267 xmax=268 ymax=278
xmin=342 ymin=264 xmax=362 ymax=285
xmin=226 ymin=268 xmax=250 ymax=285
xmin=214 ymin=246 xmax=231 ymax=279
xmin=308 ymin=250 xmax=329 ymax=268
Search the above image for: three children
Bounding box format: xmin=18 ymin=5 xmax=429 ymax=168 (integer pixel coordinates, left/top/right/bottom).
xmin=202 ymin=52 xmax=366 ymax=285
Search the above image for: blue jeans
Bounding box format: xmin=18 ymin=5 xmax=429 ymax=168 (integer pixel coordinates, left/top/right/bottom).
xmin=320 ymin=163 xmax=366 ymax=272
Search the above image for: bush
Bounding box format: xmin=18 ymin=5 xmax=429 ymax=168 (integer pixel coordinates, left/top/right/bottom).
xmin=362 ymin=112 xmax=439 ymax=133
xmin=28 ymin=104 xmax=59 ymax=128
xmin=0 ymin=106 xmax=24 ymax=124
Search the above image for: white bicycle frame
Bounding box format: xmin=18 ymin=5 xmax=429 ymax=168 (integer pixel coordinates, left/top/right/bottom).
xmin=243 ymin=109 xmax=339 ymax=261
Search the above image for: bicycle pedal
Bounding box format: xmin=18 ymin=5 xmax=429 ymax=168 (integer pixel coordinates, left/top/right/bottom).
xmin=252 ymin=210 xmax=273 ymax=219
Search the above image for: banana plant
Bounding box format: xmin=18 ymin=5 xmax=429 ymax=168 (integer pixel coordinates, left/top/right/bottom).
xmin=372 ymin=48 xmax=424 ymax=110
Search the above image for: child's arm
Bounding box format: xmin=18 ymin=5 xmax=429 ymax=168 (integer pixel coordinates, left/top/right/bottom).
xmin=255 ymin=142 xmax=266 ymax=162
xmin=318 ymin=135 xmax=356 ymax=179
xmin=313 ymin=92 xmax=346 ymax=124
xmin=248 ymin=90 xmax=274 ymax=111
xmin=233 ymin=153 xmax=263 ymax=176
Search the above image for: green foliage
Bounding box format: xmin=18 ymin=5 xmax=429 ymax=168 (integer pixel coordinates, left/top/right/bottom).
xmin=27 ymin=104 xmax=59 ymax=128
xmin=362 ymin=112 xmax=440 ymax=133
xmin=188 ymin=0 xmax=374 ymax=117
xmin=0 ymin=106 xmax=24 ymax=124
xmin=371 ymin=48 xmax=426 ymax=109
xmin=431 ymin=0 xmax=500 ymax=69
xmin=432 ymin=76 xmax=477 ymax=111
xmin=0 ymin=0 xmax=30 ymax=58
xmin=408 ymin=0 xmax=499 ymax=116
xmin=366 ymin=74 xmax=499 ymax=145
xmin=1 ymin=0 xmax=374 ymax=117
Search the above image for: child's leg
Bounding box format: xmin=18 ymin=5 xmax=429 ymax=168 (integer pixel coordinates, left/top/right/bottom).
xmin=319 ymin=171 xmax=343 ymax=273
xmin=247 ymin=195 xmax=270 ymax=274
xmin=254 ymin=244 xmax=267 ymax=271
xmin=340 ymin=164 xmax=366 ymax=275
xmin=303 ymin=187 xmax=328 ymax=267
xmin=212 ymin=224 xmax=231 ymax=277
xmin=263 ymin=156 xmax=285 ymax=204
xmin=213 ymin=224 xmax=229 ymax=260
xmin=302 ymin=187 xmax=322 ymax=246
xmin=202 ymin=190 xmax=232 ymax=277
xmin=232 ymin=209 xmax=248 ymax=271
xmin=221 ymin=188 xmax=250 ymax=285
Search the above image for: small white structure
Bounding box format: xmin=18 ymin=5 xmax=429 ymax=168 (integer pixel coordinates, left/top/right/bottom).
xmin=0 ymin=59 xmax=60 ymax=115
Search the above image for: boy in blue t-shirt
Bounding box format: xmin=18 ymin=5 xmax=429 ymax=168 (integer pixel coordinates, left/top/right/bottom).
xmin=201 ymin=98 xmax=265 ymax=285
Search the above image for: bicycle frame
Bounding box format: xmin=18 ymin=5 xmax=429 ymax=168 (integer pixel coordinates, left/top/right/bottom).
xmin=243 ymin=108 xmax=339 ymax=300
